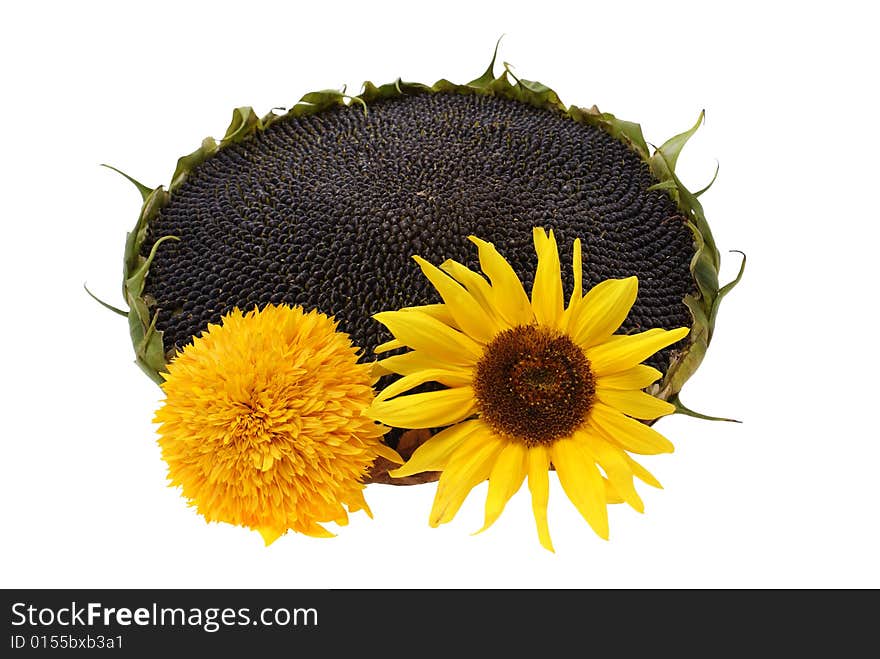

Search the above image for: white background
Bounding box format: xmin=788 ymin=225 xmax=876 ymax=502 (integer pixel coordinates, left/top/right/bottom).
xmin=1 ymin=0 xmax=877 ymax=589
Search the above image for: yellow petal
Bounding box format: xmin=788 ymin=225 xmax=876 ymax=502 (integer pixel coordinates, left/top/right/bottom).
xmin=586 ymin=327 xmax=690 ymax=376
xmin=413 ymin=256 xmax=499 ymax=343
xmin=347 ymin=489 xmax=373 ymax=518
xmin=560 ymin=238 xmax=583 ymax=331
xmin=374 ymin=443 xmax=404 ymax=465
xmin=400 ymin=303 xmax=458 ymax=329
xmin=375 ymin=368 xmax=473 ymax=402
xmin=373 ymin=310 xmax=483 ymax=365
xmin=589 ymin=402 xmax=675 ymax=455
xmin=374 ymin=337 xmax=404 ymax=354
xmin=389 ymin=420 xmax=482 ymax=478
xmin=604 ymin=479 xmax=625 ymax=504
xmin=571 ymin=238 xmax=583 ymax=303
xmin=531 ymin=228 xmax=564 ymax=328
xmin=440 ymin=259 xmax=507 ymax=328
xmin=430 ymin=428 xmax=504 ymax=526
xmin=574 ymin=428 xmax=644 ymax=513
xmin=570 ymin=277 xmax=638 ymax=348
xmin=596 ymin=365 xmax=663 ymax=390
xmin=258 ymin=527 xmax=285 ymax=546
xmin=296 ymin=522 xmax=337 ymax=539
xmin=378 ymin=350 xmax=473 ymax=379
xmin=370 ymin=359 xmax=393 ymax=380
xmin=625 ymin=454 xmax=663 ymax=489
xmin=551 ymin=438 xmax=609 ymax=539
xmin=527 ymin=445 xmax=554 ymax=552
xmin=596 ymin=388 xmax=676 ymax=420
xmin=475 ymin=441 xmax=528 ymax=534
xmin=333 ymin=509 xmax=350 ymax=527
xmin=369 ymin=386 xmax=477 ymax=429
xmin=468 ymin=236 xmax=534 ymax=327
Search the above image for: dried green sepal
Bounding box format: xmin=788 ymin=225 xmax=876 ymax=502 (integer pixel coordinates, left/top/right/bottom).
xmin=101 ymin=164 xmax=153 ymax=202
xmin=694 ymin=162 xmax=720 ymax=198
xmin=669 ymin=394 xmax=741 ymax=423
xmin=112 ymin=171 xmax=175 ymax=383
xmin=83 ymin=283 xmax=128 ymax=317
xmin=643 ymin=115 xmax=744 ymax=406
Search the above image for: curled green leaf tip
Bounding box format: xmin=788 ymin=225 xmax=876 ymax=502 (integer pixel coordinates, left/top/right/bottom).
xmin=101 ymin=164 xmax=153 ymax=202
xmin=670 ymin=394 xmax=741 ymax=423
xmin=469 ymin=35 xmax=504 ymax=87
xmin=84 ymin=282 xmax=128 ymax=317
xmin=694 ymin=161 xmax=720 ymax=198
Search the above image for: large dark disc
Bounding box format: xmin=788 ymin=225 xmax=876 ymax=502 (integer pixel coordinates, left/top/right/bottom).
xmin=141 ymin=91 xmax=696 ymax=376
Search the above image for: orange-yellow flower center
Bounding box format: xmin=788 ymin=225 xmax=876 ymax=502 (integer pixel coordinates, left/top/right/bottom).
xmin=473 ymin=325 xmax=595 ymax=446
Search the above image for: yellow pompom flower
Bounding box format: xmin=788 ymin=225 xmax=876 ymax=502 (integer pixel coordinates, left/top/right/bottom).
xmin=369 ymin=229 xmax=689 ymax=551
xmin=155 ymin=304 xmax=401 ymax=545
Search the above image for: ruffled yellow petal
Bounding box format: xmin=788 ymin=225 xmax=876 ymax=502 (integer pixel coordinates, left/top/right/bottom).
xmin=333 ymin=508 xmax=350 ymax=527
xmin=596 ymin=388 xmax=676 ymax=420
xmin=389 ymin=420 xmax=483 ymax=478
xmin=156 ymin=304 xmax=395 ymax=543
xmin=574 ymin=428 xmax=644 ymax=513
xmin=346 ymin=489 xmax=373 ymax=517
xmin=375 ymin=368 xmax=473 ymax=402
xmin=595 ymin=365 xmax=663 ymax=390
xmin=475 ymin=441 xmax=528 ymax=534
xmin=412 ymin=255 xmax=500 ymax=343
xmin=527 ymin=445 xmax=554 ymax=552
xmin=531 ymin=228 xmax=564 ymax=328
xmin=440 ymin=259 xmax=507 ymax=328
xmin=468 ymin=236 xmax=534 ymax=327
xmin=264 ymin=521 xmax=335 ymax=543
xmin=258 ymin=527 xmax=285 ymax=546
xmin=570 ymin=277 xmax=638 ymax=348
xmin=589 ymin=402 xmax=675 ymax=455
xmin=430 ymin=428 xmax=504 ymax=526
xmin=550 ymin=438 xmax=609 ymax=539
xmin=373 ymin=310 xmax=483 ymax=365
xmin=369 ymin=386 xmax=477 ymax=429
xmin=586 ymin=327 xmax=690 ymax=376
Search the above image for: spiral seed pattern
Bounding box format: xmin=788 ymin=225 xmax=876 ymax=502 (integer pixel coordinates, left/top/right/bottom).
xmin=141 ymin=91 xmax=696 ymax=372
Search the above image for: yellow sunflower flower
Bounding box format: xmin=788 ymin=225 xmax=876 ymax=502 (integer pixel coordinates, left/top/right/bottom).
xmin=155 ymin=304 xmax=401 ymax=545
xmin=369 ymin=229 xmax=689 ymax=551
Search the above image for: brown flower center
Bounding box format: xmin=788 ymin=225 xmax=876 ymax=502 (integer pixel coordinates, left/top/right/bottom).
xmin=473 ymin=325 xmax=595 ymax=446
